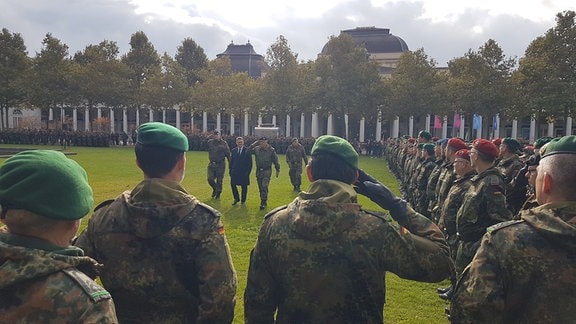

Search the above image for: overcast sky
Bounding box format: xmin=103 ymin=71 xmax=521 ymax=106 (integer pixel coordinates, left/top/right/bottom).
xmin=3 ymin=0 xmax=575 ymax=67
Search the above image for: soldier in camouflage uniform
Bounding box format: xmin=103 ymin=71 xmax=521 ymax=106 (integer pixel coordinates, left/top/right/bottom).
xmin=496 ymin=137 xmax=526 ymax=215
xmin=249 ymin=137 xmax=281 ymax=210
xmin=451 ymin=135 xmax=576 ymax=323
xmin=0 ymin=150 xmax=117 ymax=323
xmin=451 ymin=139 xmax=512 ymax=298
xmin=75 ymin=122 xmax=237 ymax=323
xmin=415 ymin=143 xmax=437 ymax=217
xmin=207 ymin=131 xmax=231 ymax=199
xmin=244 ymin=135 xmax=453 ymax=323
xmin=285 ymin=138 xmax=309 ymax=192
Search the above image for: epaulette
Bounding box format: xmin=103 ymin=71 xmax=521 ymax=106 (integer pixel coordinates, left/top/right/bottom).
xmin=93 ymin=199 xmax=114 ymax=212
xmin=197 ymin=201 xmax=222 ymax=217
xmin=264 ymin=205 xmax=288 ymax=219
xmin=362 ymin=209 xmax=394 ymax=223
xmin=487 ymin=219 xmax=525 ymax=234
xmin=62 ymin=268 xmax=112 ymax=303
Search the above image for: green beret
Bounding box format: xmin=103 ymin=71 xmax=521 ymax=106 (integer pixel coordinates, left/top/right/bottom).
xmin=502 ymin=137 xmax=521 ymax=152
xmin=136 ymin=122 xmax=189 ymax=151
xmin=311 ymin=135 xmax=359 ymax=169
xmin=0 ymin=150 xmax=93 ymax=220
xmin=423 ymin=143 xmax=435 ymax=154
xmin=534 ymin=137 xmax=553 ymax=149
xmin=418 ymin=130 xmax=432 ymax=140
xmin=417 ymin=143 xmax=424 ymax=149
xmin=541 ymin=135 xmax=576 ymax=158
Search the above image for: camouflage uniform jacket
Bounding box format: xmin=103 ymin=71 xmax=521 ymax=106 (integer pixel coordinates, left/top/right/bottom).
xmin=439 ymin=170 xmax=476 ymax=236
xmin=75 ymin=179 xmax=237 ymax=324
xmin=456 ymin=167 xmax=512 ymax=243
xmin=495 ymin=155 xmax=524 ymax=184
xmin=451 ymin=201 xmax=576 ymax=323
xmin=244 ymin=180 xmax=452 ymax=324
xmin=0 ymin=233 xmax=117 ymax=323
xmin=285 ymin=143 xmax=308 ymax=167
xmin=208 ymin=138 xmax=231 ymax=163
xmin=250 ymin=143 xmax=280 ymax=174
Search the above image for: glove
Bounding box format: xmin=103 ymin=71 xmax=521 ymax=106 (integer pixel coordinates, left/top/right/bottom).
xmin=276 ymin=170 xmax=280 ymax=178
xmin=354 ymin=169 xmax=408 ymax=224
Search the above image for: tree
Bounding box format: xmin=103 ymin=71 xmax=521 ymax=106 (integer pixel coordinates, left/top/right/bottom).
xmin=141 ymin=53 xmax=189 ymax=111
xmin=175 ymin=38 xmax=209 ymax=86
xmin=0 ymin=28 xmax=30 ymax=129
xmin=315 ymin=33 xmax=384 ymax=138
xmin=25 ymin=33 xmax=72 ymax=127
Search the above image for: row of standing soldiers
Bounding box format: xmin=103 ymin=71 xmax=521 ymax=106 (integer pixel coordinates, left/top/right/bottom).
xmin=385 ymin=131 xmax=552 ymax=303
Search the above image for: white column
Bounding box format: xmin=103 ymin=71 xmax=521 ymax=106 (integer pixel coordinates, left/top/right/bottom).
xmin=408 ymin=116 xmax=414 ymax=137
xmin=136 ymin=108 xmax=140 ymax=126
xmin=230 ymin=114 xmax=235 ymax=135
xmin=244 ymin=112 xmax=249 ymax=136
xmin=376 ymin=111 xmax=382 ymax=141
xmin=72 ymin=108 xmax=78 ymax=131
xmin=459 ymin=115 xmax=465 ymax=139
xmin=566 ymin=117 xmax=572 ymax=135
xmin=216 ymin=112 xmax=221 ymax=132
xmin=123 ymin=108 xmax=128 ymax=133
xmin=476 ymin=115 xmax=482 ymax=139
xmin=512 ymin=119 xmax=518 ymax=138
xmin=49 ymin=108 xmax=53 ymax=121
xmin=60 ymin=108 xmax=65 ymax=127
xmin=191 ymin=115 xmax=194 ymax=132
xmin=529 ymin=115 xmax=536 ymax=143
xmin=327 ymin=114 xmax=334 ymax=135
xmin=285 ymin=114 xmax=291 ymax=137
xmin=425 ymin=114 xmax=430 ymax=132
xmin=442 ymin=115 xmax=448 ymax=139
xmin=97 ymin=108 xmax=102 ymax=119
xmin=162 ymin=109 xmax=166 ymax=123
xmin=258 ymin=114 xmax=263 ymax=126
xmin=148 ymin=108 xmax=153 ymax=122
xmin=493 ymin=114 xmax=500 ymax=139
xmin=359 ymin=117 xmax=365 ymax=142
xmin=109 ymin=108 xmax=114 ymax=133
xmin=272 ymin=115 xmax=277 ymax=126
xmin=300 ymin=113 xmax=306 ymax=138
xmin=311 ymin=112 xmax=319 ymax=138
xmin=84 ymin=108 xmax=89 ymax=131
xmin=547 ymin=121 xmax=554 ymax=137
xmin=202 ymin=111 xmax=208 ymax=133
xmin=176 ymin=107 xmax=181 ymax=129
xmin=392 ymin=116 xmax=400 ymax=138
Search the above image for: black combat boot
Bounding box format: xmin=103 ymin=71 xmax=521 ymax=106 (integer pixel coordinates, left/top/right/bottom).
xmin=259 ymin=200 xmax=267 ymax=210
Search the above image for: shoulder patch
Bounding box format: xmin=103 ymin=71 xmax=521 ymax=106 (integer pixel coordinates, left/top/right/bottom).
xmin=93 ymin=199 xmax=114 ymax=212
xmin=62 ymin=268 xmax=112 ymax=303
xmin=362 ymin=209 xmax=393 ymax=222
xmin=487 ymin=220 xmax=524 ymax=234
xmin=264 ymin=205 xmax=288 ymax=219
xmin=196 ymin=201 xmax=222 ymax=217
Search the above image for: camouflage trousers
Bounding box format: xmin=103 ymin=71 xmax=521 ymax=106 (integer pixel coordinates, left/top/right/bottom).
xmin=207 ymin=162 xmax=226 ymax=193
xmin=288 ymin=163 xmax=303 ymax=188
xmin=256 ymin=168 xmax=272 ymax=201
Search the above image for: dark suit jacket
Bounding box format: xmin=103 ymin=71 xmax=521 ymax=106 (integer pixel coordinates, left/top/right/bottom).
xmin=230 ymin=146 xmax=253 ymax=185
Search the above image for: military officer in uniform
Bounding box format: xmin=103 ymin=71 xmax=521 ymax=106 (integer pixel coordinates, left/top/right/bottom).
xmin=207 ymin=130 xmax=231 ymax=199
xmin=285 ymin=137 xmax=308 ymax=192
xmin=451 ymin=135 xmax=576 ymax=323
xmin=0 ymin=150 xmax=117 ymax=323
xmin=249 ymin=137 xmax=280 ymax=210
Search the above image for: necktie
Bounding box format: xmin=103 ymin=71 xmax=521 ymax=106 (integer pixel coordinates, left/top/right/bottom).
xmin=239 ymin=147 xmax=242 ymax=155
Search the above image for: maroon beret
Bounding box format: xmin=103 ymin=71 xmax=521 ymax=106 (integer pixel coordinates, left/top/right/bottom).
xmin=492 ymin=138 xmax=502 ymax=147
xmin=447 ymin=138 xmax=468 ymax=151
xmin=473 ymin=139 xmax=499 ymax=158
xmin=454 ymin=149 xmax=470 ymax=161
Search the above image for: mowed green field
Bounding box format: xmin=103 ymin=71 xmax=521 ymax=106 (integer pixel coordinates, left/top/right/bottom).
xmin=0 ymin=144 xmax=450 ymax=323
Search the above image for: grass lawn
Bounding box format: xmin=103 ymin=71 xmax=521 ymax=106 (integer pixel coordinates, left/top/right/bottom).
xmin=0 ymin=144 xmax=450 ymax=323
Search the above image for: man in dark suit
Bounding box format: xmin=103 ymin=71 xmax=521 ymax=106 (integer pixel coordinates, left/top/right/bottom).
xmin=230 ymin=137 xmax=253 ymax=206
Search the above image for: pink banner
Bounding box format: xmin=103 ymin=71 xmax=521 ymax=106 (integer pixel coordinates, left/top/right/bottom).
xmin=434 ymin=115 xmax=442 ymax=129
xmin=454 ymin=112 xmax=461 ymax=129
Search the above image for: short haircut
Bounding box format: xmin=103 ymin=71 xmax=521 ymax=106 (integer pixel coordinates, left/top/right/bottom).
xmin=310 ymin=152 xmax=356 ymax=184
xmin=135 ymin=143 xmax=184 ymax=178
xmin=476 ymin=149 xmax=496 ymax=164
xmin=540 ymin=154 xmax=576 ymax=200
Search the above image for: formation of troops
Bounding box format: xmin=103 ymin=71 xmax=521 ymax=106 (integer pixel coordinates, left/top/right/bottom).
xmin=2 ymin=120 xmax=576 ymax=323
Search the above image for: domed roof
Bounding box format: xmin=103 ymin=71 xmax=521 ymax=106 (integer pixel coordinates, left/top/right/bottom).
xmin=321 ymin=27 xmax=409 ymax=55
xmin=217 ymin=41 xmax=268 ymax=78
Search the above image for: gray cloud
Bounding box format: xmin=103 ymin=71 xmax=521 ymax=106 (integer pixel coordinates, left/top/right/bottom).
xmin=1 ymin=0 xmax=564 ymax=66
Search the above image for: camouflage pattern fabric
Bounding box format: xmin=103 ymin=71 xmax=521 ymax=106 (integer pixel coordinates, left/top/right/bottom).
xmin=455 ymin=167 xmax=512 ymax=274
xmin=244 ymin=179 xmax=452 ymax=323
xmin=75 ymin=179 xmax=237 ymax=323
xmin=0 ymin=233 xmax=117 ymax=323
xmin=285 ymin=143 xmax=308 ymax=189
xmin=430 ymin=161 xmax=454 ymax=221
xmin=496 ymin=156 xmax=526 ymax=214
xmin=415 ymin=156 xmax=436 ymax=217
xmin=451 ymin=202 xmax=576 ymax=323
xmin=249 ymin=143 xmax=280 ymax=202
xmin=207 ymin=138 xmax=231 ymax=194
